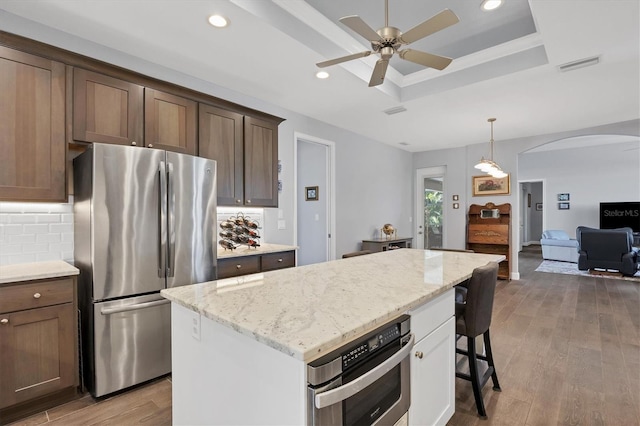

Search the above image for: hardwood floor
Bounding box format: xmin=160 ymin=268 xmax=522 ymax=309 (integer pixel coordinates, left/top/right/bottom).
xmin=5 ymin=378 xmax=171 ymax=426
xmin=7 ymin=246 xmax=639 ymax=425
xmin=450 ymin=245 xmax=640 ymax=425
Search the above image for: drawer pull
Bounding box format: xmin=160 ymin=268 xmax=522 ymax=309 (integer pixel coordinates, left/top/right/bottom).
xmin=236 ymin=265 xmax=242 ymax=269
xmin=131 ymin=141 xmax=137 ymax=146
xmin=33 ymin=293 xmax=42 ymax=299
xmin=278 ymin=258 xmax=283 ymax=262
xmin=1 ymin=319 xmax=8 ymax=325
xmin=415 ymin=351 xmax=423 ymax=359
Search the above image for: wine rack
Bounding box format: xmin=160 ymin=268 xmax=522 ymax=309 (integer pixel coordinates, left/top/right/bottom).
xmin=219 ymin=212 xmax=261 ymax=250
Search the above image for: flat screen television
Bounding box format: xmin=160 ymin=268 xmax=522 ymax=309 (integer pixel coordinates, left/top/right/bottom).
xmin=599 ymin=202 xmax=640 ymax=233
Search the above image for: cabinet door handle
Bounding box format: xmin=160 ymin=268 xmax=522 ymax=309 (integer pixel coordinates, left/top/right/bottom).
xmin=148 ymin=143 xmax=153 ymax=148
xmin=131 ymin=141 xmax=137 ymax=146
xmin=236 ymin=265 xmax=242 ymax=269
xmin=277 ymin=258 xmax=283 ymax=262
xmin=415 ymin=351 xmax=423 ymax=359
xmin=1 ymin=319 xmax=8 ymax=324
xmin=246 ymin=199 xmax=251 ymax=204
xmin=33 ymin=293 xmax=41 ymax=299
xmin=236 ymin=199 xmax=242 ymax=204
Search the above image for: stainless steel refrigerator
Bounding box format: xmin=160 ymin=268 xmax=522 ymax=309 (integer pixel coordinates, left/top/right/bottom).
xmin=73 ymin=143 xmax=217 ymax=397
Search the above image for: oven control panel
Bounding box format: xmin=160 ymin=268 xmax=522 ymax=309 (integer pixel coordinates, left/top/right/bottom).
xmin=342 ymin=324 xmax=400 ymax=370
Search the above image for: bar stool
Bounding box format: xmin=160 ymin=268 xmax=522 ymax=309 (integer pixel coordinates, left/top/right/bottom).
xmin=455 ymin=261 xmax=501 ymax=419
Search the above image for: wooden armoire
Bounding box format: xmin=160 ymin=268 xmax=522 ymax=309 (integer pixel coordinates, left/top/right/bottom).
xmin=467 ymin=202 xmax=511 ymax=280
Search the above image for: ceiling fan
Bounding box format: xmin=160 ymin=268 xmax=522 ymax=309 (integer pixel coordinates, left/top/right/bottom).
xmin=316 ymin=0 xmax=460 ymax=87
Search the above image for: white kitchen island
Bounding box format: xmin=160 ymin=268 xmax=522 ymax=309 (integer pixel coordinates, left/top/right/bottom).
xmin=161 ymin=249 xmax=504 ymax=426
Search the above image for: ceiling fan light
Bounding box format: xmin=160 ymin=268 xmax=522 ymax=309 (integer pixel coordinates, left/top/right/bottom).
xmin=208 ymin=14 xmax=229 ymax=28
xmin=490 ymin=169 xmax=508 ymax=178
xmin=481 ymin=0 xmax=503 ymax=11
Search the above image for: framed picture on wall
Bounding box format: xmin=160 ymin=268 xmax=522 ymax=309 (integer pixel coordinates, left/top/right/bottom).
xmin=558 ymin=193 xmax=570 ymax=201
xmin=305 ymin=186 xmax=319 ymax=201
xmin=536 ymin=203 xmax=543 ymax=211
xmin=472 ymin=175 xmax=510 ymax=196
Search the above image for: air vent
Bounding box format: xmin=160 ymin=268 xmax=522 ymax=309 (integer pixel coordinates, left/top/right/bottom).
xmin=557 ymin=56 xmax=600 ymax=72
xmin=383 ymin=106 xmax=407 ymax=115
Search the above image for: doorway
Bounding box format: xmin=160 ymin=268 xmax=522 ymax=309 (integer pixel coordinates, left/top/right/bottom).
xmin=295 ymin=134 xmax=336 ymax=266
xmin=518 ymin=180 xmax=544 ymax=251
xmin=415 ymin=167 xmax=446 ymax=249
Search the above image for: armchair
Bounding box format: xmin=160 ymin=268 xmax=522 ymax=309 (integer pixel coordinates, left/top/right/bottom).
xmin=540 ymin=230 xmax=579 ymax=263
xmin=576 ymin=226 xmax=639 ymax=276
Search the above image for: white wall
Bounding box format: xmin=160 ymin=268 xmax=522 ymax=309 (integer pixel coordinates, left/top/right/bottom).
xmin=0 ymin=16 xmax=413 ymax=262
xmin=519 ymin=141 xmax=640 ymax=238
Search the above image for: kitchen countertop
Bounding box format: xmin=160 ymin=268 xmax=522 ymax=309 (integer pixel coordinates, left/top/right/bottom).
xmin=0 ymin=260 xmax=79 ymax=284
xmin=217 ymin=243 xmax=297 ymax=259
xmin=161 ymin=249 xmax=504 ymax=362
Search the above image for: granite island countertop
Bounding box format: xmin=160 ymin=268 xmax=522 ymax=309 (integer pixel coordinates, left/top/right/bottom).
xmin=162 ymin=249 xmax=504 ymax=362
xmin=0 ymin=260 xmax=79 ymax=285
xmin=217 ymin=243 xmax=297 ymax=259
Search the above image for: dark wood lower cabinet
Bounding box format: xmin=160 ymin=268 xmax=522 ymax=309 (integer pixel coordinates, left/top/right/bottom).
xmin=0 ymin=277 xmax=79 ymax=423
xmin=217 ymin=250 xmax=296 ymax=279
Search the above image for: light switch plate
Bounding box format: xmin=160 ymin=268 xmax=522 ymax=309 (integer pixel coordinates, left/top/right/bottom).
xmin=277 ymin=220 xmax=286 ymax=230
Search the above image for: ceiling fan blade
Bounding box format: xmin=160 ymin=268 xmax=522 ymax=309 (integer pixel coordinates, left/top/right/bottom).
xmin=340 ymin=15 xmax=382 ymax=42
xmin=399 ymin=9 xmax=459 ymax=44
xmin=368 ymin=59 xmax=389 ymax=87
xmin=399 ymin=49 xmax=453 ymax=70
xmin=316 ymin=51 xmax=372 ymax=68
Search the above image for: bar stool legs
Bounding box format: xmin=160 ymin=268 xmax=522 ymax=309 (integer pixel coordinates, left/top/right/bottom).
xmin=455 ymin=330 xmax=501 ymax=419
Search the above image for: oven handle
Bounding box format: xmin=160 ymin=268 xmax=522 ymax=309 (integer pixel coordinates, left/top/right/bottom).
xmin=314 ymin=333 xmax=415 ymax=409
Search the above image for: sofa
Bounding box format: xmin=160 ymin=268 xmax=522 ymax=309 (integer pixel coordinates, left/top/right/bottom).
xmin=576 ymin=226 xmax=640 ymax=276
xmin=540 ymin=230 xmax=579 ymax=263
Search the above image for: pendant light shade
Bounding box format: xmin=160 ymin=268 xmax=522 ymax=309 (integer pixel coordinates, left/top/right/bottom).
xmin=475 ymin=118 xmax=507 ymax=177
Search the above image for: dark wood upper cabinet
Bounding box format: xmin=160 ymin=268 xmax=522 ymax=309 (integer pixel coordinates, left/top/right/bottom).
xmin=244 ymin=116 xmax=278 ymax=207
xmin=199 ymin=106 xmax=278 ymax=207
xmin=73 ymin=68 xmax=143 ymax=146
xmin=144 ymin=89 xmax=197 ymax=155
xmin=199 ymin=104 xmax=244 ymax=206
xmin=0 ymin=46 xmax=66 ymax=202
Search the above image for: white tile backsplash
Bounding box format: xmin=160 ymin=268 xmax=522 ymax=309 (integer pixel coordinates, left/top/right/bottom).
xmin=0 ymin=197 xmax=74 ymax=266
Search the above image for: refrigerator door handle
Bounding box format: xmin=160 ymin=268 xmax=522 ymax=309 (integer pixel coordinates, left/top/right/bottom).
xmin=167 ymin=162 xmax=176 ymax=277
xmin=100 ymin=299 xmax=170 ymax=315
xmin=158 ymin=161 xmax=167 ymax=278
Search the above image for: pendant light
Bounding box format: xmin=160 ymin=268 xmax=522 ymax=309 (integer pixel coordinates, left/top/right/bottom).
xmin=474 ymin=118 xmax=507 ymax=178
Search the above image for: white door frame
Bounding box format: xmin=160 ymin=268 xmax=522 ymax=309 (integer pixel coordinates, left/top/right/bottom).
xmin=415 ymin=166 xmax=447 ymax=249
xmin=517 ymin=178 xmax=546 ymax=251
xmin=293 ymin=132 xmax=336 ymax=261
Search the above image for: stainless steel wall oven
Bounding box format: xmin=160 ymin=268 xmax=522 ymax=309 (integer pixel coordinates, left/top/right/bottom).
xmin=307 ymin=315 xmax=413 ymax=426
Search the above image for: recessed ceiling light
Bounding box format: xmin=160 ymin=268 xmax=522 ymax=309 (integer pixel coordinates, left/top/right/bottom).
xmin=316 ymin=71 xmax=330 ymax=79
xmin=208 ymin=15 xmax=229 ymax=28
xmin=480 ymin=0 xmax=503 ymax=11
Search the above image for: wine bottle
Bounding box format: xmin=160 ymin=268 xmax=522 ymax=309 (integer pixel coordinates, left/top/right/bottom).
xmin=219 ymin=230 xmax=234 ymax=239
xmin=220 ymin=220 xmax=234 ymax=229
xmin=219 ymin=240 xmax=237 ymax=250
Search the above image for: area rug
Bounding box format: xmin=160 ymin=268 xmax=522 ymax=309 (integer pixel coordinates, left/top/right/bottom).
xmin=535 ymin=260 xmax=640 ymax=282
